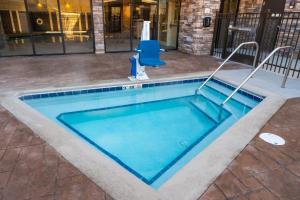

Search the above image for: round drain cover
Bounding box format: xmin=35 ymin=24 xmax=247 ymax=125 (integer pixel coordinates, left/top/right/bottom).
xmin=259 ymin=133 xmax=285 ymax=145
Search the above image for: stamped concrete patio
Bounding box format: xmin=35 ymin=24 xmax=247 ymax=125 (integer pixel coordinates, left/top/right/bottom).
xmin=0 ymin=52 xmax=299 ymax=200
xmin=0 ymin=51 xmax=243 ymax=93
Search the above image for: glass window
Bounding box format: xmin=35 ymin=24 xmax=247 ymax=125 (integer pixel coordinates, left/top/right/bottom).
xmin=0 ymin=0 xmax=33 ymax=56
xmin=103 ymin=0 xmax=180 ymax=52
xmin=132 ymin=0 xmax=158 ymax=49
xmin=103 ymin=0 xmax=131 ymax=52
xmin=27 ymin=0 xmax=64 ymax=54
xmin=0 ymin=0 xmax=95 ymax=57
xmin=60 ymin=0 xmax=94 ymax=53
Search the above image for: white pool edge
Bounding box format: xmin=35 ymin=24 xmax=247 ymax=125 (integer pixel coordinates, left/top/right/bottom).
xmin=0 ymin=73 xmax=286 ymax=200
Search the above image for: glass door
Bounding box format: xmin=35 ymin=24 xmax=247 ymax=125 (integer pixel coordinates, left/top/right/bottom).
xmin=27 ymin=0 xmax=64 ymax=54
xmin=103 ymin=0 xmax=131 ymax=52
xmin=103 ymin=0 xmax=179 ymax=52
xmin=60 ymin=0 xmax=94 ymax=53
xmin=0 ymin=0 xmax=33 ymax=56
xmin=158 ymin=0 xmax=180 ymax=49
xmin=0 ymin=0 xmax=94 ymax=57
xmin=131 ymin=0 xmax=158 ymax=49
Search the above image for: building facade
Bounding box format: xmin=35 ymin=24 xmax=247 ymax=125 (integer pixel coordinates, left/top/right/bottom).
xmin=0 ymin=0 xmax=299 ymax=57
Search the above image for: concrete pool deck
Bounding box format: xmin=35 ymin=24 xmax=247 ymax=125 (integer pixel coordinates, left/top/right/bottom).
xmin=217 ymin=69 xmax=300 ymax=98
xmin=0 ymin=52 xmax=300 ymax=200
xmin=0 ymin=51 xmax=243 ymax=93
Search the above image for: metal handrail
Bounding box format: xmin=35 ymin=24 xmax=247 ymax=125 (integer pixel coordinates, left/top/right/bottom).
xmin=222 ymin=46 xmax=293 ymax=105
xmin=195 ymin=41 xmax=259 ymax=94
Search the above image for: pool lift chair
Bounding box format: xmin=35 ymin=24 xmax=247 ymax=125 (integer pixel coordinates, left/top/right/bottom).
xmin=129 ymin=21 xmax=166 ymax=81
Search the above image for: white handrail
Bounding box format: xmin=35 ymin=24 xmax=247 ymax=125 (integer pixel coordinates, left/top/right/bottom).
xmin=195 ymin=41 xmax=259 ymax=94
xmin=222 ymin=46 xmax=293 ymax=105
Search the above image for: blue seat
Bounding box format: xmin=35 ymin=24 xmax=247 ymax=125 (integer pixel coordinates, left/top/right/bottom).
xmin=136 ymin=40 xmax=166 ymax=67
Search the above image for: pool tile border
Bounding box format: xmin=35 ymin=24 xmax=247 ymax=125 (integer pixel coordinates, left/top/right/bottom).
xmin=19 ymin=78 xmax=264 ymax=102
xmin=211 ymin=79 xmax=263 ymax=102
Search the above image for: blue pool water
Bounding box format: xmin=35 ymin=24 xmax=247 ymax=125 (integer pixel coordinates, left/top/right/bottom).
xmin=22 ymin=78 xmax=263 ymax=188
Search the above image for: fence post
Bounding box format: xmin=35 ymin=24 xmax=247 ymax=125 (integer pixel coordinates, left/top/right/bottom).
xmin=210 ymin=12 xmax=219 ymax=56
xmin=254 ymin=12 xmax=268 ymax=67
xmin=221 ymin=13 xmax=231 ymax=59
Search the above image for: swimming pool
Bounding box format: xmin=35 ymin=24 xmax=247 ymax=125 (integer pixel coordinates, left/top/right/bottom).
xmin=21 ymin=78 xmax=263 ymax=189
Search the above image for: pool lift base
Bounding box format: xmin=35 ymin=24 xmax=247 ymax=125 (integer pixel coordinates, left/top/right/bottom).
xmin=128 ymin=53 xmax=149 ymax=81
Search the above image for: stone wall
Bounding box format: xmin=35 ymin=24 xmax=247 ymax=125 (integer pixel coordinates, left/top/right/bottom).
xmin=177 ymin=0 xmax=300 ymax=55
xmin=178 ymin=0 xmax=221 ymax=55
xmin=92 ymin=0 xmax=105 ymax=54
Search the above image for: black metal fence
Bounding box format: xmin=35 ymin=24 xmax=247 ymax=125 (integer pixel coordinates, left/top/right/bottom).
xmin=211 ymin=12 xmax=300 ymax=78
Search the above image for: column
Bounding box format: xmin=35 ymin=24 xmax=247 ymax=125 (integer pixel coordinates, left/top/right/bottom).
xmin=178 ymin=0 xmax=221 ymax=55
xmin=92 ymin=0 xmax=105 ymax=53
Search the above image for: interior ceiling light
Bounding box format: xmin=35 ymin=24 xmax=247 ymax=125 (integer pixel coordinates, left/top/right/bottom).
xmin=103 ymin=0 xmax=118 ymax=3
xmin=65 ymin=3 xmax=71 ymax=9
xmin=37 ymin=2 xmax=43 ymax=8
xmin=259 ymin=132 xmax=285 ymax=146
xmin=142 ymin=0 xmax=157 ymax=3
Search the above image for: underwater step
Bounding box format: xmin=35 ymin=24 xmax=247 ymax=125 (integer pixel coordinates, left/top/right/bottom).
xmin=200 ymin=85 xmax=252 ymax=119
xmin=190 ymin=95 xmax=231 ymax=123
xmin=205 ymin=81 xmax=259 ymax=108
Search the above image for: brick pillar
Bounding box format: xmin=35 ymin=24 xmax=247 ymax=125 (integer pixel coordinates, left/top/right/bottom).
xmin=92 ymin=0 xmax=105 ymax=54
xmin=178 ymin=0 xmax=221 ymax=55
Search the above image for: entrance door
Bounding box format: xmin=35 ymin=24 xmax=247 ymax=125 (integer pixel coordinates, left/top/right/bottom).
xmin=27 ymin=0 xmax=64 ymax=55
xmin=103 ymin=0 xmax=180 ymax=52
xmin=0 ymin=0 xmax=94 ymax=57
xmin=110 ymin=6 xmax=121 ymax=32
xmin=0 ymin=0 xmax=33 ymax=56
xmin=60 ymin=0 xmax=94 ymax=53
xmin=132 ymin=0 xmax=158 ymax=50
xmin=103 ymin=0 xmax=131 ymax=52
xmin=158 ymin=0 xmax=180 ymax=49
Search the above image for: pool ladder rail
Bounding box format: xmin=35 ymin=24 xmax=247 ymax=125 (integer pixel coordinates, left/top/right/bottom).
xmin=195 ymin=41 xmax=294 ymax=106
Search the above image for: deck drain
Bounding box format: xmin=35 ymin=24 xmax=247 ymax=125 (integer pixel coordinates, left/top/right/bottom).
xmin=259 ymin=133 xmax=285 ymax=146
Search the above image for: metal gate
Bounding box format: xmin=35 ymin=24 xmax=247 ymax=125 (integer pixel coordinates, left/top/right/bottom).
xmin=211 ymin=12 xmax=300 ymax=78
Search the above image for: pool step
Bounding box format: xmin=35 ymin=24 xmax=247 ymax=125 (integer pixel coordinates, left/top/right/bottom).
xmin=205 ymin=82 xmax=257 ymax=108
xmin=189 ymin=95 xmax=230 ymax=123
xmin=199 ymin=85 xmax=252 ymax=119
